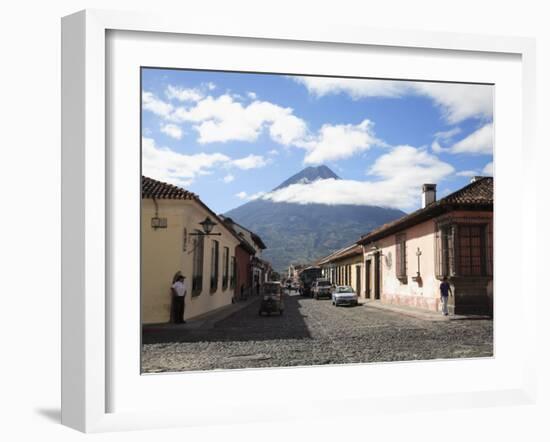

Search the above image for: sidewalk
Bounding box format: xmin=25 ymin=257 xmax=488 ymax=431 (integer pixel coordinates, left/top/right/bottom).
xmin=143 ymin=295 xmax=260 ymax=334
xmin=361 ymin=299 xmax=492 ymax=322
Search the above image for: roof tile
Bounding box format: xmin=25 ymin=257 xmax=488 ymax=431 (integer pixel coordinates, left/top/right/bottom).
xmin=358 ymin=177 xmax=493 ymax=244
xmin=142 ymin=176 xmax=198 ymax=200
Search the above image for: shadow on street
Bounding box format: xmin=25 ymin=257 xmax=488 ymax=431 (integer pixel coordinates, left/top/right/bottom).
xmin=142 ymin=292 xmax=311 ymax=344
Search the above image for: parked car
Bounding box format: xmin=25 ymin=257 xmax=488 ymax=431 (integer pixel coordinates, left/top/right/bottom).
xmin=259 ymin=282 xmax=284 ymax=316
xmin=332 ymin=285 xmax=358 ymax=306
xmin=312 ymin=278 xmax=332 ymax=299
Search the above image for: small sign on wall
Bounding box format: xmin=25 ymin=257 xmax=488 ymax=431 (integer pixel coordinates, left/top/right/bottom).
xmin=151 ymin=217 xmax=167 ymax=229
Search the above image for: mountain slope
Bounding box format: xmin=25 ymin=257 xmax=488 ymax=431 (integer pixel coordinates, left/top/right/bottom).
xmin=224 ymin=166 xmax=406 ymax=272
xmin=273 ymin=165 xmax=340 ymax=190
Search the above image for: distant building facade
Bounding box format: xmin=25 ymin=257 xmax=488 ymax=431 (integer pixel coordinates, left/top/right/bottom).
xmin=318 ymin=244 xmax=363 ymax=296
xmin=220 ymin=216 xmax=268 ymax=299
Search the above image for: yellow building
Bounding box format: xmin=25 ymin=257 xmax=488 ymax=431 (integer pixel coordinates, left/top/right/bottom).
xmin=141 ymin=176 xmax=241 ymax=324
xmin=318 ymin=244 xmax=364 ymax=297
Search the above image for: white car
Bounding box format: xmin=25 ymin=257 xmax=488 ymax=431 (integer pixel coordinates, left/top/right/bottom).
xmin=332 ymin=285 xmax=358 ymax=306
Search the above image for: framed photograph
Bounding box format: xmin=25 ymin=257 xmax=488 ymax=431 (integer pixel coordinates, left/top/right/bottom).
xmin=61 ymin=9 xmax=537 ymax=433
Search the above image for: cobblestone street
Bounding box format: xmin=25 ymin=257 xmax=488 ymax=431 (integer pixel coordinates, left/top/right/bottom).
xmin=142 ymin=291 xmax=493 ymax=373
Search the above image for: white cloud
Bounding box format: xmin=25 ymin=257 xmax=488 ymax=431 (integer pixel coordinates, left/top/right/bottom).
xmin=160 ymin=123 xmax=183 ymax=140
xmin=414 ymin=83 xmax=493 ymax=124
xmin=165 ymin=85 xmax=204 ymax=102
xmin=448 ymin=123 xmax=493 ymax=155
xmin=456 ymin=170 xmax=478 ymax=177
xmin=223 ymin=174 xmax=235 ymax=183
xmin=262 ymin=145 xmax=454 ymax=210
xmin=167 ymin=94 xmax=308 ymax=145
xmin=267 ymin=112 xmax=308 ymax=145
xmin=296 ymin=119 xmax=380 ymax=165
xmin=431 ymin=140 xmax=444 ymax=154
xmin=142 ymin=137 xmax=229 ymax=187
xmin=368 ymin=145 xmax=454 ymax=182
xmin=483 ymin=161 xmax=494 ymax=175
xmin=268 ymin=149 xmax=279 ymax=156
xmin=231 ymin=154 xmax=268 ymax=170
xmin=431 ymin=127 xmax=461 ymax=153
xmin=292 ymin=77 xmax=493 ymax=123
xmin=247 ymin=92 xmax=257 ymax=100
xmin=434 ymin=127 xmax=461 ymax=141
xmin=292 ymin=76 xmax=408 ymax=99
xmin=205 ymin=82 xmax=216 ymax=91
xmin=142 ymin=91 xmax=173 ymax=118
xmin=236 ymin=190 xmax=266 ymax=201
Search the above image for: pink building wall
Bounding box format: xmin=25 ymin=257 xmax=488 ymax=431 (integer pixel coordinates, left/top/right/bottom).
xmin=362 ymin=210 xmax=493 ymax=313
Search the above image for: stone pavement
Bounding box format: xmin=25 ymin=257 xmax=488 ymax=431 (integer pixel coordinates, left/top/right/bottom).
xmin=361 ymin=299 xmax=492 ymax=322
xmin=141 ymin=291 xmax=493 ymax=372
xmin=142 ymin=295 xmax=260 ymax=334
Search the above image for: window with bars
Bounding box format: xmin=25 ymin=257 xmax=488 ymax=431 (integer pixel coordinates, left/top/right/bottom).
xmin=435 ymin=223 xmax=491 ymax=278
xmin=458 ymin=225 xmax=484 ymax=276
xmin=210 ymin=240 xmax=219 ymax=292
xmin=485 ymin=223 xmax=493 ymax=276
xmin=396 ymin=233 xmax=407 ymax=282
xmin=222 ymin=247 xmax=229 ymax=290
xmin=435 ymin=225 xmax=455 ymax=278
xmin=192 ymin=233 xmax=204 ymax=296
xmin=230 ymin=256 xmax=236 ymax=289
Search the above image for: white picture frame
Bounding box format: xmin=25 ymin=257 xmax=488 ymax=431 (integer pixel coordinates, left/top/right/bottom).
xmin=61 ymin=9 xmax=537 ymax=433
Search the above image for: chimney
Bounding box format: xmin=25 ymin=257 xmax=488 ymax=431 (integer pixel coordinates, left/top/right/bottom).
xmin=422 ymin=184 xmax=436 ymax=208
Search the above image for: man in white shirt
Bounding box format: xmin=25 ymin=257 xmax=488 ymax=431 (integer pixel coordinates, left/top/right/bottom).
xmin=171 ymin=274 xmax=187 ymax=324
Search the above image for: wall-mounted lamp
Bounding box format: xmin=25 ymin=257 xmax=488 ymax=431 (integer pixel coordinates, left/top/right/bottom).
xmin=189 ymin=216 xmax=222 ymax=236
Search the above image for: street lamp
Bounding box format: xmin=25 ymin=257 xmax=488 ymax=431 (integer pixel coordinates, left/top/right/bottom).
xmin=189 ymin=216 xmax=222 ymax=236
xmin=199 ymin=216 xmax=216 ymax=234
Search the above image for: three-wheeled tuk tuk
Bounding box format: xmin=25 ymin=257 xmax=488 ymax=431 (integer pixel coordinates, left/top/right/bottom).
xmin=259 ymin=281 xmax=284 ymax=316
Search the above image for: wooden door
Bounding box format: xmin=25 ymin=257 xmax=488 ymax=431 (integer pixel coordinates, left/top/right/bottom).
xmin=355 ymin=265 xmax=362 ymax=298
xmin=365 ymin=260 xmax=372 ymax=298
xmin=374 ymin=252 xmax=381 ymax=300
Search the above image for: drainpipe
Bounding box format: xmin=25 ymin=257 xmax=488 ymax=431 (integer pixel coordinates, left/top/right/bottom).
xmin=152 ymin=197 xmax=159 ymax=217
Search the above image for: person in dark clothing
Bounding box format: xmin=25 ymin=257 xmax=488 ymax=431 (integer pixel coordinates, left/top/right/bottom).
xmin=171 ymin=274 xmax=187 ymax=324
xmin=439 ymin=276 xmax=453 ymax=316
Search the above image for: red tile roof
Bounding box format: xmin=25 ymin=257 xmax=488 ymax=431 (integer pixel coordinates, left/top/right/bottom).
xmin=438 ymin=176 xmax=493 ymax=205
xmin=142 ymin=176 xmax=246 ymax=244
xmin=142 ymin=176 xmax=198 ymax=200
xmin=357 ymin=177 xmax=493 ymax=245
xmin=317 ymin=243 xmax=362 ymax=265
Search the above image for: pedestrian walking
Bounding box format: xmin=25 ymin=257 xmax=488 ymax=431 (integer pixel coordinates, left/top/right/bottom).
xmin=171 ymin=274 xmax=187 ymax=324
xmin=439 ymin=276 xmax=453 ymax=316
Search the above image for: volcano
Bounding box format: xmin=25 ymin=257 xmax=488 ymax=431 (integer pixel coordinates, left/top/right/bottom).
xmin=224 ymin=165 xmax=405 ymax=272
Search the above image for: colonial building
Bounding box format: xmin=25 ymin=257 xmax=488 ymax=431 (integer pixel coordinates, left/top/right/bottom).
xmin=141 ymin=176 xmax=242 ymax=324
xmin=318 ymin=244 xmax=363 ymax=296
xmin=220 ymin=216 xmax=268 ymax=299
xmin=357 ymin=177 xmax=493 ymax=315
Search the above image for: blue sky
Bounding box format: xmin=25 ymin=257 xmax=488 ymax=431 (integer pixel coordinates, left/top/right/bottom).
xmin=142 ymin=68 xmax=493 ymax=214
